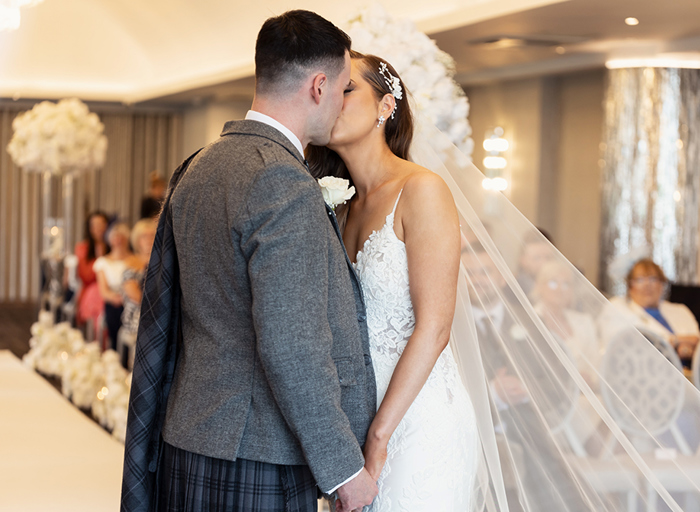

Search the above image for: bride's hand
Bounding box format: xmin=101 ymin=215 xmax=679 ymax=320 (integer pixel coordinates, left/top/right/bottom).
xmin=363 ymin=430 xmax=388 ymax=481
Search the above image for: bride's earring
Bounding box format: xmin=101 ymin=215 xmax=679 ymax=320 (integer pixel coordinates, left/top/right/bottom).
xmin=377 ymin=115 xmax=385 ymax=127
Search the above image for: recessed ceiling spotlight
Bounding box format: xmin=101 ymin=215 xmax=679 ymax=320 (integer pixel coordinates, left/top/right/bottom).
xmin=555 ymin=46 xmax=566 ymax=54
xmin=625 ymin=17 xmax=639 ymax=26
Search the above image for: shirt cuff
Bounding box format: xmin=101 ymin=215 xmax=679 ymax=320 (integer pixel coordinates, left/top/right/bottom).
xmin=325 ymin=467 xmax=364 ymax=495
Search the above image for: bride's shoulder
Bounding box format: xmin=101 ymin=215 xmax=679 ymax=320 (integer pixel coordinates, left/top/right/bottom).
xmin=400 ymin=165 xmax=453 ymax=207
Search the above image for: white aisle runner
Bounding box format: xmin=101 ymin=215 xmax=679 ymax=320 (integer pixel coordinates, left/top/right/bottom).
xmin=0 ymin=350 xmax=124 ymax=511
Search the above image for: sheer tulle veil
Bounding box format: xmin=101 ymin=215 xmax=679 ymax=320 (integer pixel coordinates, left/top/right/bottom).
xmin=410 ymin=112 xmax=700 ymax=512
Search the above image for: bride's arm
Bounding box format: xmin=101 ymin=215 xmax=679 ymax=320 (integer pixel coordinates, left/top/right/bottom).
xmin=363 ymin=171 xmax=460 ymax=480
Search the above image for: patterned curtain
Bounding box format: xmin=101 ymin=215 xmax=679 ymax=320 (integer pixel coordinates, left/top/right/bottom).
xmin=600 ymin=68 xmax=700 ymax=294
xmin=0 ymin=101 xmax=183 ymax=302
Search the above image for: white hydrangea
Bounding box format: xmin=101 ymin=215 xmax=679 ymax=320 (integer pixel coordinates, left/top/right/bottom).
xmin=345 ymin=4 xmax=474 ymax=159
xmin=7 ymin=98 xmax=108 ymax=175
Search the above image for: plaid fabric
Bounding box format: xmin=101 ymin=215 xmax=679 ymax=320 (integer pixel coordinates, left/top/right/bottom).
xmin=121 ymin=149 xmax=202 ymax=512
xmin=157 ymin=442 xmax=319 ymax=512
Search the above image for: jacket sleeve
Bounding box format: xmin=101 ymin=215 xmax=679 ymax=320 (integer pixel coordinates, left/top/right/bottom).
xmin=239 ymin=162 xmax=365 ymax=492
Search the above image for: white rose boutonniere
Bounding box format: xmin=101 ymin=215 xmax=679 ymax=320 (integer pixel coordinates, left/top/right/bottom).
xmin=318 ymin=176 xmax=355 ymax=211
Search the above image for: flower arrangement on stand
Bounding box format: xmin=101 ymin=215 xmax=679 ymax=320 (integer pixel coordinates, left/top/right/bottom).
xmin=7 ymin=98 xmax=107 ymax=317
xmin=344 ymin=3 xmax=474 ymax=159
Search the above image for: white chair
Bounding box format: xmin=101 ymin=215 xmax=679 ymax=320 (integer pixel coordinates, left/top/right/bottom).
xmin=601 ymin=327 xmax=700 ymax=511
xmin=554 ymin=352 xmax=642 ymax=512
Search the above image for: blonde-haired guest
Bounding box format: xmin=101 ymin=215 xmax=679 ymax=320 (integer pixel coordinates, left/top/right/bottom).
xmin=533 ymin=261 xmax=601 ymax=371
xmin=608 ymin=258 xmax=699 ymax=366
xmin=121 ymin=219 xmax=156 ymax=334
xmin=94 ymin=222 xmax=132 ymax=350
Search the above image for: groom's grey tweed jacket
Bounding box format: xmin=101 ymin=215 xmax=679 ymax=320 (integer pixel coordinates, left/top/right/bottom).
xmin=160 ymin=120 xmax=376 ymax=492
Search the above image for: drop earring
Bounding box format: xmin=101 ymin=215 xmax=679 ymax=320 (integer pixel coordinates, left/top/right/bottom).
xmin=377 ymin=115 xmax=385 ymax=127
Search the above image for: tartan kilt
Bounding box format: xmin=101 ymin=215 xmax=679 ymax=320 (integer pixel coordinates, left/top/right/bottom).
xmin=157 ymin=441 xmax=319 ymax=512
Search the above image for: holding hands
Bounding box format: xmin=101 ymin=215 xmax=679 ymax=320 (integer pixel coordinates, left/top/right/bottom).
xmin=335 ymin=467 xmax=378 ymax=512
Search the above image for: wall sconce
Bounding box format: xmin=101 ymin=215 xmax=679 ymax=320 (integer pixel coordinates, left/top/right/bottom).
xmin=482 ymin=127 xmax=509 ymax=191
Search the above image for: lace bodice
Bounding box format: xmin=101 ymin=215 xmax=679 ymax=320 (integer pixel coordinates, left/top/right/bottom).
xmin=353 ymin=204 xmax=415 ymax=401
xmin=352 ymin=191 xmax=478 ymax=512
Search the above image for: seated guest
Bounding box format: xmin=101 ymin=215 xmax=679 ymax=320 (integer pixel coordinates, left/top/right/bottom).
xmin=94 ymin=222 xmax=132 ymax=350
xmin=533 ymin=261 xmax=602 ymax=376
xmin=75 ymin=211 xmax=110 ymax=332
xmin=118 ymin=219 xmax=157 ymax=365
xmin=532 ymin=261 xmax=603 ymax=446
xmin=516 ymin=229 xmax=555 ymax=297
xmin=462 ymin=242 xmax=589 ymax=512
xmin=608 ymin=258 xmax=699 ymax=367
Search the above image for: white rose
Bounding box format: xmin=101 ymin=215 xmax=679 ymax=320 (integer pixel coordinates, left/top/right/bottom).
xmin=318 ymin=176 xmax=355 ymax=210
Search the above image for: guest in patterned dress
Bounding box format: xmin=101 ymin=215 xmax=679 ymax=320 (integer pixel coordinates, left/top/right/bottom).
xmin=118 ymin=218 xmax=156 ymax=366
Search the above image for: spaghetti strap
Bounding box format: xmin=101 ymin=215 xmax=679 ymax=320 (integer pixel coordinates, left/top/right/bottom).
xmin=391 ymin=189 xmax=404 ymax=216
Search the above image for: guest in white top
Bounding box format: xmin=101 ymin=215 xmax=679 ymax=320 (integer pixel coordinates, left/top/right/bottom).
xmin=606 ymin=258 xmax=699 ymax=367
xmin=94 ymin=222 xmax=132 ymax=350
xmin=533 ymin=261 xmax=602 ymax=445
xmin=533 ymin=261 xmax=601 ymax=375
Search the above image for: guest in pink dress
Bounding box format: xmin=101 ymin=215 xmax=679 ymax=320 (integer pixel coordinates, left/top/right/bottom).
xmin=75 ymin=211 xmax=110 ymax=332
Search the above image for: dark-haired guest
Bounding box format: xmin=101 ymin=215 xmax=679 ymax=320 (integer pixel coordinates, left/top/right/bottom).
xmin=140 ymin=171 xmax=166 ymax=219
xmin=75 ymin=211 xmax=110 ymax=330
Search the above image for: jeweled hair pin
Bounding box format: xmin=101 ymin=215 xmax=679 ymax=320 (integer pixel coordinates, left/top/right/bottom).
xmin=378 ymin=62 xmax=403 ymax=119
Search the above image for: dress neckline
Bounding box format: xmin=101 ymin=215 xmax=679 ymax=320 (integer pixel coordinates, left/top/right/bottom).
xmin=352 ymin=189 xmax=405 ymax=266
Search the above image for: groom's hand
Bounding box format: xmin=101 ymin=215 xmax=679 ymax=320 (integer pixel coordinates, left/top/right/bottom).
xmin=335 ymin=468 xmax=377 ymax=512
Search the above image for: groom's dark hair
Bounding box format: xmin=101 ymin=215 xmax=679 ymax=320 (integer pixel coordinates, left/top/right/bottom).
xmin=255 ymin=10 xmax=351 ymax=95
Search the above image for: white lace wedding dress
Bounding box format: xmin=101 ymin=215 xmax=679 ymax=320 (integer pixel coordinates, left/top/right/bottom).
xmin=353 ymin=192 xmax=479 ymax=512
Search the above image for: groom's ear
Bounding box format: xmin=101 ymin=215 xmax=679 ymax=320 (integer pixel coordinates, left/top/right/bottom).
xmin=310 ymin=73 xmax=327 ymax=105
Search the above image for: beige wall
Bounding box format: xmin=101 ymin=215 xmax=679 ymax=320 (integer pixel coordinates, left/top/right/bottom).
xmin=465 ymin=69 xmax=605 ymax=285
xmin=556 ymin=70 xmax=605 ymax=284
xmin=182 ymin=99 xmax=251 ymax=157
xmin=467 ymin=78 xmax=544 ymax=223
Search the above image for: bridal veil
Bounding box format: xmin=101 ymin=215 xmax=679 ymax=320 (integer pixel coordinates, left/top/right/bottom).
xmin=410 ymin=114 xmax=700 ymax=512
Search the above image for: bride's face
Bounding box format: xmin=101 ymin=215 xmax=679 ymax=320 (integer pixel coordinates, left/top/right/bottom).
xmin=327 ymin=59 xmax=381 ymax=149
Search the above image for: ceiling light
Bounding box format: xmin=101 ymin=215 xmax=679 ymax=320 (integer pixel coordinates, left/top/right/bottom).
xmin=555 ymin=46 xmax=566 ymax=54
xmin=606 ymin=56 xmax=700 ymax=69
xmin=0 ymin=0 xmax=43 ymax=31
xmin=625 ymin=17 xmax=639 ymax=26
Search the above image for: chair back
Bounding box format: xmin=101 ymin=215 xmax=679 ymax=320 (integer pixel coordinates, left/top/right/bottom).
xmin=601 ymin=327 xmax=685 ymax=438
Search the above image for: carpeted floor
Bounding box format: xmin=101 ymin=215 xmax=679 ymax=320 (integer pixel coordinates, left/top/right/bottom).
xmin=0 ymin=302 xmax=37 ymax=359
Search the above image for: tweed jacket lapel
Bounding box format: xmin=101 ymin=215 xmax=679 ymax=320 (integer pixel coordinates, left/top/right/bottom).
xmin=227 ymin=120 xmax=365 ymax=301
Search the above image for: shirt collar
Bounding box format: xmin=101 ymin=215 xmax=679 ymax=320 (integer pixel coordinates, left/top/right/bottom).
xmin=245 ymin=110 xmax=304 ymax=158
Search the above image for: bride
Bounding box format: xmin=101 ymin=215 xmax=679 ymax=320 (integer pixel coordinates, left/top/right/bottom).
xmin=308 ymin=51 xmax=479 ymax=511
xmin=311 ymin=50 xmax=700 ymax=512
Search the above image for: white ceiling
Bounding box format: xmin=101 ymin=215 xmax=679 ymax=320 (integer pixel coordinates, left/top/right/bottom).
xmin=2 ymin=0 xmax=699 ymax=106
xmin=0 ymin=0 xmax=562 ymax=104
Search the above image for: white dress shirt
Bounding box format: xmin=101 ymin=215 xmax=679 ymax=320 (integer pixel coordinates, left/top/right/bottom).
xmin=244 ymin=110 xmax=304 ymax=158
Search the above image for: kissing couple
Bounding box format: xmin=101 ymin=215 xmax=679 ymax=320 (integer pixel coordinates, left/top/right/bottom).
xmin=121 ymin=9 xmax=478 ymax=512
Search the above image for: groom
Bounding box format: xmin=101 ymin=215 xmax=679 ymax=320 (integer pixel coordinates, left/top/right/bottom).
xmin=121 ymin=10 xmax=377 ymax=512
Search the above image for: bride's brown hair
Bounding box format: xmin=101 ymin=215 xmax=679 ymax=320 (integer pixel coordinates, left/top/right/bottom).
xmin=306 ymin=51 xmax=414 ymax=185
